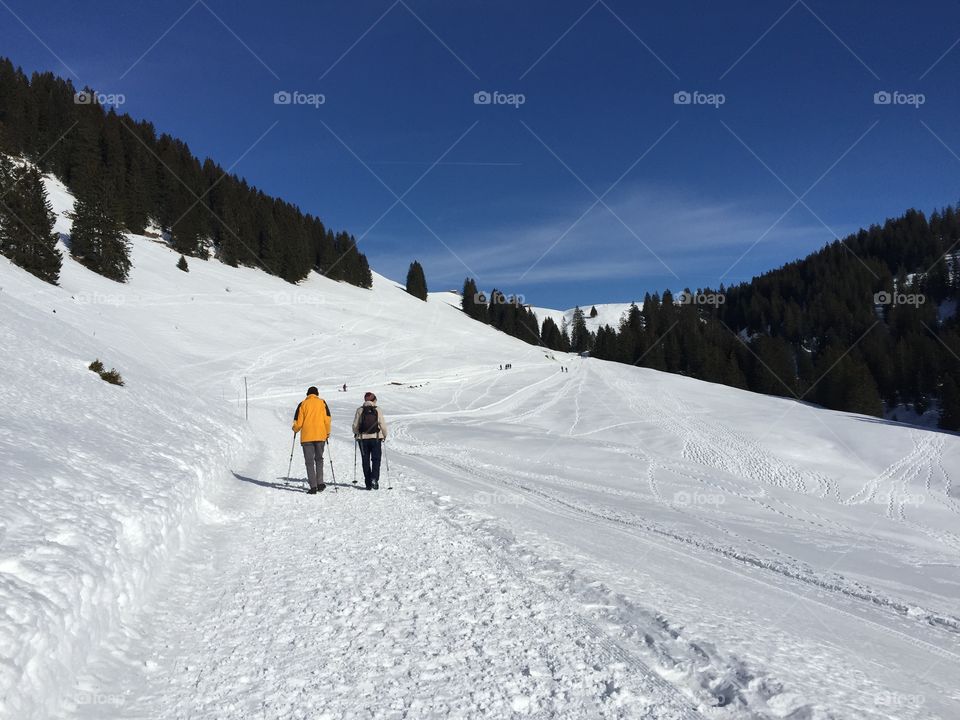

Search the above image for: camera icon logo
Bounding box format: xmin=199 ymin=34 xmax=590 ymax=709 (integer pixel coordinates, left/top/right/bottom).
xmin=673 ymin=90 xmax=692 ymax=105
xmin=473 ymin=90 xmax=492 ymax=105
xmin=873 ymin=91 xmax=892 ymax=105
xmin=74 ymin=91 xmax=93 ymax=105
xmin=273 ymin=91 xmax=292 ymax=105
xmin=873 ymin=291 xmax=891 ymax=304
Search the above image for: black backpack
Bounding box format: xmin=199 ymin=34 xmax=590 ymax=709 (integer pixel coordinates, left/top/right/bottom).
xmin=358 ymin=406 xmax=380 ymax=435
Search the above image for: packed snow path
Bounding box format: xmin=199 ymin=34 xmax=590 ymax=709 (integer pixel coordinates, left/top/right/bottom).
xmin=64 ymin=408 xmax=702 ymax=720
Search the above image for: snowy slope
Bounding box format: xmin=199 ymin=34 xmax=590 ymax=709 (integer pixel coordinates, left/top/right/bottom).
xmin=532 ymin=303 xmax=636 ymax=333
xmin=430 ymin=291 xmax=635 ymax=334
xmin=0 ymin=286 xmax=248 ymax=719
xmin=1 ymin=174 xmax=959 ymax=719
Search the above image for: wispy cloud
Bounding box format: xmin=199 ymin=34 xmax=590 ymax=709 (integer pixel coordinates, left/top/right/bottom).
xmin=371 ymin=184 xmax=835 ymax=291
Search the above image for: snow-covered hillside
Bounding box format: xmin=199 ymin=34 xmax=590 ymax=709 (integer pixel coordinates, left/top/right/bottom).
xmin=431 ymin=291 xmax=635 ymax=335
xmin=1 ymin=175 xmax=959 ymax=719
xmin=531 ymin=302 xmax=636 ymax=333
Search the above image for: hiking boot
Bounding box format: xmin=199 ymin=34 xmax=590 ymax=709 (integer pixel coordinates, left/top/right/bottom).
xmin=307 ymin=487 xmax=318 ymax=495
xmin=318 ymin=483 xmax=326 ymax=493
xmin=372 ymin=481 xmax=379 ymax=490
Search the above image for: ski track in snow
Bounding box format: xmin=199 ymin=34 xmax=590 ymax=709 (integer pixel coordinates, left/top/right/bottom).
xmin=403 ymin=435 xmax=960 ymax=641
xmin=387 ymin=364 xmax=960 ymax=717
xmin=393 ymin=433 xmax=960 ymax=719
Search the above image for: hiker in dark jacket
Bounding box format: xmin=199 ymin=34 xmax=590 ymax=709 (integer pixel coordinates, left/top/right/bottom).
xmin=352 ymin=391 xmax=387 ymax=490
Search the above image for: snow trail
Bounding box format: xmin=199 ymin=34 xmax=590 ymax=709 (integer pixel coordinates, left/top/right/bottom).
xmin=64 ymin=408 xmax=703 ymax=720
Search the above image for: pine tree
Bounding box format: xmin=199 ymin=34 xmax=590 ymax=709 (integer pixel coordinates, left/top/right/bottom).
xmin=462 ymin=277 xmax=478 ymax=316
xmin=70 ymin=187 xmax=132 ymax=282
xmin=488 ymin=289 xmax=506 ymax=330
xmin=843 ymin=358 xmax=884 ymax=417
xmin=177 ymin=254 xmax=189 ymax=272
xmin=570 ymin=307 xmax=590 ymax=353
xmin=357 ymin=252 xmax=373 ymax=289
xmin=461 ymin=277 xmax=488 ymax=323
xmin=541 ymin=316 xmax=563 ymax=351
xmin=750 ymin=336 xmax=797 ymax=397
xmin=170 ymin=202 xmax=208 ymax=259
xmin=0 ymin=154 xmax=11 ymax=194
xmin=405 ymin=260 xmax=428 ymax=301
xmin=593 ymin=325 xmax=618 ymax=359
xmin=590 ymin=305 xmax=598 ymax=318
xmin=560 ymin=318 xmax=571 ymax=352
xmin=0 ymin=162 xmax=62 ymax=284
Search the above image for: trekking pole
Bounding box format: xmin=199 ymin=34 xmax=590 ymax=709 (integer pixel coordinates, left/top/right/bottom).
xmin=353 ymin=439 xmax=358 ymax=485
xmin=286 ymin=432 xmax=297 ymax=481
xmin=384 ymin=441 xmax=392 ymax=490
xmin=327 ymin=442 xmax=338 ymax=493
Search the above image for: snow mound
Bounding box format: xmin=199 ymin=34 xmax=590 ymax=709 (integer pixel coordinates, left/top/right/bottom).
xmin=0 ymin=284 xmax=246 ymax=718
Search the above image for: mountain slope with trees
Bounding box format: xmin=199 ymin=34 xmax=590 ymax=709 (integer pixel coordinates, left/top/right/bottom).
xmin=461 ymin=209 xmax=960 ymax=430
xmin=622 ymin=210 xmax=960 ymax=429
xmin=0 ymin=57 xmax=371 ymax=287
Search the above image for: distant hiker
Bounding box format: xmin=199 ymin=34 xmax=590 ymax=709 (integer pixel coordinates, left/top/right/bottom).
xmin=353 ymin=391 xmax=387 ymax=490
xmin=292 ymin=386 xmax=331 ymax=494
xmin=343 ymin=383 xmax=347 ymax=393
xmin=499 ymin=364 xmax=502 ymax=370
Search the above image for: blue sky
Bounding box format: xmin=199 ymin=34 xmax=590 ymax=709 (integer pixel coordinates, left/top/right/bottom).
xmin=4 ymin=0 xmax=960 ymax=307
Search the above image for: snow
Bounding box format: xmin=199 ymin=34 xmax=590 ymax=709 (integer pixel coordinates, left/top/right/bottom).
xmin=531 ymin=302 xmax=636 ymax=332
xmin=886 ymin=402 xmax=942 ymax=429
xmin=1 ymin=173 xmax=959 ymax=718
xmin=431 ymin=294 xmax=635 ymax=333
xmin=0 ymin=265 xmax=247 ymax=718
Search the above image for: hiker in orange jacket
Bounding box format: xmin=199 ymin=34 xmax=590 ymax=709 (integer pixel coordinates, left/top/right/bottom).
xmin=292 ymin=386 xmax=332 ymax=494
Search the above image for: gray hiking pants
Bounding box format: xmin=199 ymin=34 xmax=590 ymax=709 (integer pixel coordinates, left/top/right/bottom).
xmin=302 ymin=441 xmax=325 ymax=489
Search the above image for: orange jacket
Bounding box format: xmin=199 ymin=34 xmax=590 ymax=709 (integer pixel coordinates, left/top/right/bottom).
xmin=292 ymin=394 xmax=331 ymax=443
